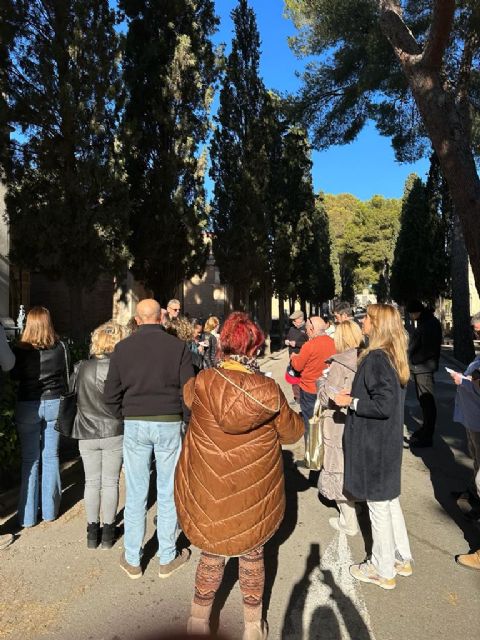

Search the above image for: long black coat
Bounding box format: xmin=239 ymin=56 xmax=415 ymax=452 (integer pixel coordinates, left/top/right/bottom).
xmin=344 ymin=349 xmax=405 ymax=501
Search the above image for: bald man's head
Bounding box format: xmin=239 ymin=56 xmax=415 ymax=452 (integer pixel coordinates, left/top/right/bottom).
xmin=306 ymin=316 xmax=326 ymax=338
xmin=135 ymin=299 xmax=161 ymax=325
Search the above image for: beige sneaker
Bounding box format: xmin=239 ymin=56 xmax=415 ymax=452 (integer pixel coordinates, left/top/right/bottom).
xmin=159 ymin=548 xmax=191 ymax=579
xmin=187 ymin=616 xmax=210 ymax=635
xmin=349 ymin=562 xmax=396 ymax=590
xmin=119 ymin=553 xmax=142 ymax=579
xmin=243 ymin=620 xmax=268 ymax=640
xmin=455 ymin=549 xmax=480 ymax=571
xmin=394 ymin=559 xmax=413 ymax=576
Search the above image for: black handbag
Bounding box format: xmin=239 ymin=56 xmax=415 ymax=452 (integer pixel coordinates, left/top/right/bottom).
xmin=55 ymin=391 xmax=77 ymax=437
xmin=55 ymin=344 xmax=78 ymax=438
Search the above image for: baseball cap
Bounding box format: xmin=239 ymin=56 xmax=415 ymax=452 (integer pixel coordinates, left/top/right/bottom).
xmin=289 ymin=310 xmax=304 ymax=321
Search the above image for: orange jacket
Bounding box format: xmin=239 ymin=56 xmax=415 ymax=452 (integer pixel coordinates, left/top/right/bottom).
xmin=291 ymin=335 xmax=336 ymax=393
xmin=174 ymin=363 xmax=304 ymax=557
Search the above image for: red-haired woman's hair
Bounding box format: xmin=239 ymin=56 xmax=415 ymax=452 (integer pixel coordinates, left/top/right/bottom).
xmin=219 ymin=312 xmax=264 ymax=358
xmin=20 ymin=306 xmax=58 ymax=349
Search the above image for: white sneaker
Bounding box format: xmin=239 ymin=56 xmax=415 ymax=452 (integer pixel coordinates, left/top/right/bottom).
xmin=329 ymin=517 xmax=358 ymax=536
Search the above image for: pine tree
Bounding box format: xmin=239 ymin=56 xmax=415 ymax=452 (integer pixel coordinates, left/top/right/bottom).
xmin=7 ymin=0 xmax=129 ymax=335
xmin=120 ymin=0 xmax=218 ymax=300
xmin=210 ymin=0 xmax=270 ymax=311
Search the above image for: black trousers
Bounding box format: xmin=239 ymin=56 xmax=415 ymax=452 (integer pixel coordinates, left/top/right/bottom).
xmin=412 ymin=372 xmax=436 ymax=439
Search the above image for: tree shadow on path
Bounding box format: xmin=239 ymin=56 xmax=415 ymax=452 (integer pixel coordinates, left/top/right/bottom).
xmin=405 ymin=385 xmax=480 ymax=550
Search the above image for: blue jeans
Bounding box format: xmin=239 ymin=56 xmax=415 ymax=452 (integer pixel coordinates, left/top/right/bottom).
xmin=299 ymin=388 xmax=317 ymax=436
xmin=123 ymin=420 xmax=182 ymax=566
xmin=16 ymin=398 xmax=61 ymax=527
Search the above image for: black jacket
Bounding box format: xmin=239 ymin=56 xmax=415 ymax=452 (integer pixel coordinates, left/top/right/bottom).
xmin=71 ymin=355 xmax=123 ymax=440
xmin=408 ymin=310 xmax=442 ymax=373
xmin=103 ymin=324 xmax=194 ymax=420
xmin=286 ymin=325 xmax=308 ymax=356
xmin=12 ymin=341 xmax=68 ymax=401
xmin=344 ymin=350 xmax=405 ymax=501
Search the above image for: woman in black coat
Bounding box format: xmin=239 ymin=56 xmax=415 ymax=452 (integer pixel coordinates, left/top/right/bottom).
xmin=335 ymin=303 xmax=412 ymax=591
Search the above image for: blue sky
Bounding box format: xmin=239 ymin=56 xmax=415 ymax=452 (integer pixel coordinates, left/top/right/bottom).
xmin=213 ymin=0 xmax=429 ymax=201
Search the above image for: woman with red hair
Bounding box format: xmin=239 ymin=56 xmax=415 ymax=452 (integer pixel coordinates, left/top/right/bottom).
xmin=175 ymin=312 xmax=303 ymax=639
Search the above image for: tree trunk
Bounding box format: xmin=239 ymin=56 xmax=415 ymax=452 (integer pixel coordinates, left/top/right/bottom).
xmin=278 ymin=297 xmax=286 ymax=346
xmin=378 ymin=5 xmax=480 ymax=295
xmin=257 ymin=282 xmax=272 ymax=355
xmin=451 ymin=213 xmax=474 ymax=364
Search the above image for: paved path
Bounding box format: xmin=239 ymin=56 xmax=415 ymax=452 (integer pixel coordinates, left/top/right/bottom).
xmin=0 ymin=350 xmax=479 ymax=640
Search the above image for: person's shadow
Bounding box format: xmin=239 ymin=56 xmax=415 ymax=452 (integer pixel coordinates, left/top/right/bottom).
xmin=405 ymin=390 xmax=480 ymax=551
xmin=209 ymin=450 xmax=310 ymax=634
xmin=281 ymin=543 xmax=373 ymax=640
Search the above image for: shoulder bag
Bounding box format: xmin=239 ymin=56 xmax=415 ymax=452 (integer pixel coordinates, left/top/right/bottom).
xmin=305 ymin=397 xmax=325 ymax=470
xmin=55 ymin=345 xmax=78 ymax=438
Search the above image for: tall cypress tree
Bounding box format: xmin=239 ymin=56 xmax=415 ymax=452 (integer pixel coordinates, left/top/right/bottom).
xmin=7 ymin=0 xmax=128 ymax=335
xmin=120 ymin=0 xmax=218 ymax=300
xmin=210 ymin=0 xmax=270 ymax=311
xmin=391 ymin=171 xmax=447 ymax=305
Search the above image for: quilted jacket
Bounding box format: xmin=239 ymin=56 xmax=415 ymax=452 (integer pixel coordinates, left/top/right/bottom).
xmin=174 ymin=361 xmax=304 ymax=557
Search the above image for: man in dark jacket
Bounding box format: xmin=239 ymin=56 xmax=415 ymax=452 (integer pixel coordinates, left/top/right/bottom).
xmin=104 ymin=299 xmax=194 ymax=580
xmin=284 ymin=310 xmax=308 ymax=403
xmin=407 ymin=300 xmax=442 ymax=447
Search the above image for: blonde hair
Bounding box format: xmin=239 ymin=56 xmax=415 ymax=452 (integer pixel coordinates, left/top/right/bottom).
xmin=334 ymin=320 xmax=362 ymax=353
xmin=20 ymin=306 xmax=58 ymax=349
xmin=90 ymin=321 xmax=126 ymax=356
xmin=204 ymin=316 xmax=219 ymax=333
xmin=164 ymin=316 xmax=195 ymax=341
xmin=358 ymin=304 xmax=410 ymax=386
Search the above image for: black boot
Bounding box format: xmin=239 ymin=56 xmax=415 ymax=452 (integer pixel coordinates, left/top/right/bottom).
xmin=87 ymin=522 xmax=100 ymax=549
xmin=101 ymin=523 xmax=116 ymax=549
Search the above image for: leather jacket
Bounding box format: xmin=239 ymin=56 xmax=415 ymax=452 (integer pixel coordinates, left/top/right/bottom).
xmin=12 ymin=341 xmax=68 ymax=401
xmin=71 ymin=355 xmax=123 ymax=440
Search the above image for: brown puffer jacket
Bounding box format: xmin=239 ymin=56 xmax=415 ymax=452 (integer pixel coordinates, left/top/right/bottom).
xmin=174 ymin=364 xmax=304 ymax=557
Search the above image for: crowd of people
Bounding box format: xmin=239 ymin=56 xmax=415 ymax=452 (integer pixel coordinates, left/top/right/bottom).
xmin=0 ymin=297 xmax=478 ymax=638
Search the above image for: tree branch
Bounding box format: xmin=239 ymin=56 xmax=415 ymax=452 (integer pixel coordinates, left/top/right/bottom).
xmin=422 ymin=0 xmax=455 ymax=69
xmin=377 ymin=0 xmax=422 ymax=68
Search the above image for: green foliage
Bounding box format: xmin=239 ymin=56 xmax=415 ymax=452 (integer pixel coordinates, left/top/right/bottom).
xmin=323 ymin=192 xmax=400 ymax=300
xmin=293 ymin=194 xmax=334 ymax=305
xmin=284 ymin=0 xmax=480 ymax=162
xmin=0 ymin=374 xmax=19 ymax=487
xmin=120 ymin=0 xmax=219 ymax=299
xmin=390 ymin=168 xmax=450 ymax=305
xmin=210 ymin=0 xmax=270 ymax=308
xmin=7 ymin=1 xmax=130 ymax=296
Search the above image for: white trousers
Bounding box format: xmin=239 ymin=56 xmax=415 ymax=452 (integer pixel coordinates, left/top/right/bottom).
xmin=367 ymin=497 xmax=412 ymax=579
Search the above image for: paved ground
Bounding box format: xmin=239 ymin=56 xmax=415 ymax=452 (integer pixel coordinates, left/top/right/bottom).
xmin=0 ymin=349 xmax=479 ymax=640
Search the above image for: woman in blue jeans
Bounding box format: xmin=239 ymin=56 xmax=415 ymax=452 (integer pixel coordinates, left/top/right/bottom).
xmin=12 ymin=307 xmax=68 ymax=528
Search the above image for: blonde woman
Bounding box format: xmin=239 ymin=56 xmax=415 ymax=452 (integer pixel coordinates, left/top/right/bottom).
xmin=317 ymin=320 xmax=363 ymax=536
xmin=335 ymin=304 xmax=413 ymax=590
xmin=203 ymin=315 xmax=220 ymax=368
xmin=12 ymin=307 xmax=69 ymax=528
xmin=71 ymin=321 xmax=127 ymax=549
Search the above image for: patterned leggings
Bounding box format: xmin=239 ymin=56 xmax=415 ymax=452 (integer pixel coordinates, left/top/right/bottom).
xmin=194 ymin=547 xmax=265 ymax=620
